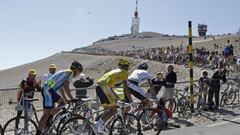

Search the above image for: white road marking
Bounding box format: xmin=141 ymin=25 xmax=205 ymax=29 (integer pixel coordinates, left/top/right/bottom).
xmin=207 ymin=117 xmax=240 ymax=127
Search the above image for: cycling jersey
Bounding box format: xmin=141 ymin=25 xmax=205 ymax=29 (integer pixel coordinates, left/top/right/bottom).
xmin=126 ymin=69 xmax=153 ymax=101
xmin=44 ymin=69 xmax=73 ymax=92
xmin=97 ymin=68 xmax=128 ymax=88
xmin=42 ymin=69 xmax=73 ymax=109
xmin=96 ymin=68 xmax=128 ymax=107
xmin=128 ymin=69 xmax=153 ymax=85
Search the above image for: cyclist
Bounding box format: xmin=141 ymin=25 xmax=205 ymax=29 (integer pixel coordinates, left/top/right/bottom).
xmin=124 ymin=62 xmax=155 ymax=111
xmin=94 ymin=59 xmax=132 ymax=134
xmin=16 ymin=69 xmax=41 ymax=128
xmin=41 ymin=64 xmax=57 ymax=88
xmin=36 ymin=61 xmax=83 ymax=135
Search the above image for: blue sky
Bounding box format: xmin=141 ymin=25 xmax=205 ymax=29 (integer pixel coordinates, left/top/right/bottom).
xmin=0 ymin=0 xmax=239 ymax=70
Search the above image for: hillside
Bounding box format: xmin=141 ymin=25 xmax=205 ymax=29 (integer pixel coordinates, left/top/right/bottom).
xmin=0 ymin=52 xmax=209 ymax=89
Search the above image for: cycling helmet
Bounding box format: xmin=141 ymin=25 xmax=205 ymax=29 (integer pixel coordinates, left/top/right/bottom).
xmin=138 ymin=62 xmax=148 ymax=70
xmin=118 ymin=59 xmax=130 ymax=67
xmin=71 ymin=61 xmax=83 ymax=72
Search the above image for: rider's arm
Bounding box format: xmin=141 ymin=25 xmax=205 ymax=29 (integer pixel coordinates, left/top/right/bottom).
xmin=123 ymin=80 xmax=132 ymax=102
xmin=63 ymin=80 xmax=74 ymax=100
xmin=59 ymin=87 xmax=67 ymax=103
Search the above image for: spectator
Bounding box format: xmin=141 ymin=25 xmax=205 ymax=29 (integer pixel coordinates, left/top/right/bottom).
xmin=162 ymin=65 xmax=177 ymax=112
xmin=73 ymin=73 xmax=94 ymax=100
xmin=147 ymin=72 xmax=166 ymax=96
xmin=207 ymin=69 xmax=227 ymax=109
xmin=198 ymin=71 xmax=210 ymax=109
xmin=16 ymin=69 xmax=41 ymax=128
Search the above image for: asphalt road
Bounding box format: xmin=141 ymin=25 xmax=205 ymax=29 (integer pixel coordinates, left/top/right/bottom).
xmin=158 ymin=116 xmax=240 ymax=135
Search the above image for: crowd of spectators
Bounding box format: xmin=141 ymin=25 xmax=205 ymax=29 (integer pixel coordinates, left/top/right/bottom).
xmin=71 ymin=40 xmax=239 ymax=71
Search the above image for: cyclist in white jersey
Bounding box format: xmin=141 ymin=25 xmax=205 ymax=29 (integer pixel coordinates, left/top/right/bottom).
xmin=125 ymin=62 xmax=156 ymax=111
xmin=36 ymin=61 xmax=83 ymax=135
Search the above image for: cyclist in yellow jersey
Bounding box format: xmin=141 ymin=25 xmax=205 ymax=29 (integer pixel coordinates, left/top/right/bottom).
xmin=94 ymin=59 xmax=132 ymax=134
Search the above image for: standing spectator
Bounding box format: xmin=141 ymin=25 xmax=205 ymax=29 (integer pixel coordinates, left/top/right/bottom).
xmin=16 ymin=69 xmax=41 ymax=128
xmin=41 ymin=64 xmax=57 ymax=87
xmin=73 ymin=73 xmax=94 ymax=100
xmin=208 ymin=69 xmax=227 ymax=109
xmin=163 ymin=65 xmax=177 ymax=111
xmin=198 ymin=71 xmax=210 ymax=109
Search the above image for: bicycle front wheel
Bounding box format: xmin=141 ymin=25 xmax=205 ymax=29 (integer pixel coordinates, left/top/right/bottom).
xmin=59 ymin=116 xmax=94 ymax=135
xmin=110 ymin=113 xmax=141 ymax=135
xmin=138 ymin=109 xmax=163 ymax=135
xmin=225 ymin=91 xmax=237 ymax=105
xmin=220 ymin=91 xmax=236 ymax=106
xmin=2 ymin=116 xmax=37 ymax=135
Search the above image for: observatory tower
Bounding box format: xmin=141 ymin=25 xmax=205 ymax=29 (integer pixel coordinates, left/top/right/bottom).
xmin=131 ymin=0 xmax=140 ymax=37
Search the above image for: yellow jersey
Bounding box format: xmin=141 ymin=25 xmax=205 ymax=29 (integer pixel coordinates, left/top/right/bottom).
xmin=97 ymin=68 xmax=128 ymax=88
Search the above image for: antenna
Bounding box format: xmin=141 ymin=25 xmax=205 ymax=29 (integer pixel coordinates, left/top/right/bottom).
xmin=136 ymin=0 xmax=138 ymax=11
xmin=134 ymin=0 xmax=138 ymax=18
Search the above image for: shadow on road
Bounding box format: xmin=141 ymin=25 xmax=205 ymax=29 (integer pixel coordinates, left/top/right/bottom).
xmin=222 ymin=118 xmax=240 ymax=124
xmin=214 ymin=108 xmax=240 ymax=116
xmin=171 ymin=117 xmax=194 ymax=127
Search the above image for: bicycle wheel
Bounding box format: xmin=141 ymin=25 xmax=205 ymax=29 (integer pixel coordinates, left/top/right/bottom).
xmin=220 ymin=91 xmax=236 ymax=106
xmin=2 ymin=116 xmax=37 ymax=135
xmin=55 ymin=112 xmax=77 ymax=135
xmin=165 ymin=99 xmax=176 ymax=113
xmin=59 ymin=116 xmax=94 ymax=135
xmin=110 ymin=113 xmax=141 ymax=135
xmin=177 ymin=96 xmax=189 ymax=113
xmin=138 ymin=109 xmax=163 ymax=135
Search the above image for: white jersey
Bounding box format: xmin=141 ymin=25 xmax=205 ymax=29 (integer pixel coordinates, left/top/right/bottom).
xmin=128 ymin=69 xmax=153 ymax=96
xmin=128 ymin=69 xmax=153 ymax=84
xmin=41 ymin=73 xmax=54 ymax=87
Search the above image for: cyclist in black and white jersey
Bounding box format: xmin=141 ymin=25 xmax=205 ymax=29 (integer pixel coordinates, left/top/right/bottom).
xmin=124 ymin=62 xmax=156 ymax=111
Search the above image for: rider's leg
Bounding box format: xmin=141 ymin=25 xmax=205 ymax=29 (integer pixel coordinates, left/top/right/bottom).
xmin=95 ymin=85 xmax=117 ymax=131
xmin=37 ymin=109 xmax=51 ymax=134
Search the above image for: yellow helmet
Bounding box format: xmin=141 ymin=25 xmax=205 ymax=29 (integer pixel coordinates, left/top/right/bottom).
xmin=49 ymin=64 xmax=57 ymax=69
xmin=28 ymin=69 xmax=37 ymax=76
xmin=118 ymin=59 xmax=130 ymax=67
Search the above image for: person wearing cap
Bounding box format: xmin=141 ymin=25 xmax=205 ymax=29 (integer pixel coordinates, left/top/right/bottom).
xmin=73 ymin=73 xmax=94 ymax=100
xmin=41 ymin=64 xmax=57 ymax=87
xmin=15 ymin=69 xmax=41 ymax=128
